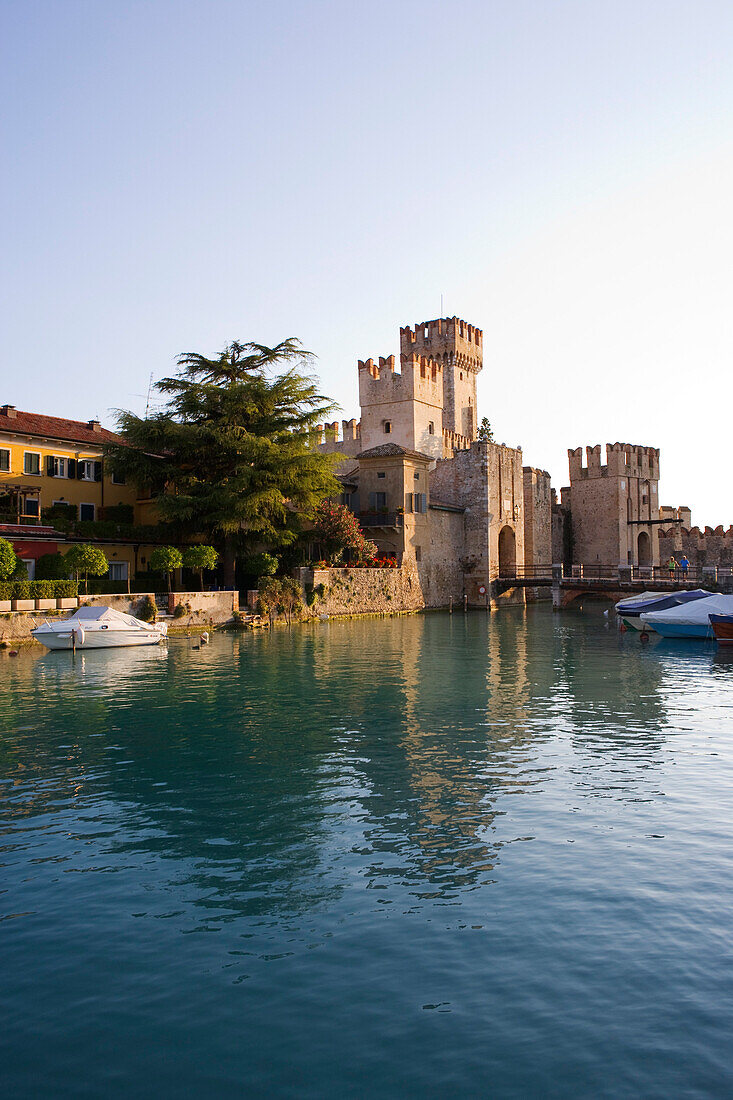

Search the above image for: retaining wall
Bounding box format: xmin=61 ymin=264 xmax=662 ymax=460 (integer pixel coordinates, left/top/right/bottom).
xmin=299 ymin=564 xmax=425 ymax=617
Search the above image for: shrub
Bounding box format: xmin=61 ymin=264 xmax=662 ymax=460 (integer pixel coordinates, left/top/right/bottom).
xmin=29 ymin=580 xmax=54 ymax=599
xmin=12 ymin=580 xmax=31 ymax=600
xmin=0 ymin=581 xmax=13 ymax=601
xmin=138 ymin=595 xmax=157 ymax=622
xmin=53 ymin=580 xmax=78 ymax=598
xmin=35 ymin=552 xmax=69 ymax=580
xmin=101 ymin=504 xmax=134 ymax=524
xmin=241 ymin=551 xmax=278 ymax=579
xmin=173 ymin=602 xmax=188 ymax=619
xmin=0 ymin=538 xmax=17 ymax=581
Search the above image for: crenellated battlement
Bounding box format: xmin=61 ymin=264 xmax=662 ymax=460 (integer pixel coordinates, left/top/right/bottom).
xmin=568 ymin=442 xmax=661 ymax=481
xmin=400 ymin=316 xmax=483 ymax=351
xmin=358 ymin=352 xmax=443 ymax=409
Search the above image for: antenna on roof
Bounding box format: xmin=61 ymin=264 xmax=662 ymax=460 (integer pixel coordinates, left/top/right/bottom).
xmin=145 ymin=372 xmax=154 ymax=419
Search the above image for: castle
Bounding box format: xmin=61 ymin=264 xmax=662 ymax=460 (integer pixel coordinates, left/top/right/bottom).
xmin=317 ymin=316 xmax=552 ymax=606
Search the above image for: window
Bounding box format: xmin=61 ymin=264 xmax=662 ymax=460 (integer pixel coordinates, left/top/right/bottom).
xmin=415 ymin=493 xmax=427 ymax=514
xmin=620 ymin=479 xmax=626 ymax=489
xmin=0 ymin=448 xmax=9 ymax=472
xmin=414 ymin=471 xmax=420 ymax=481
xmin=369 ymin=492 xmax=386 ymax=510
xmin=428 ymin=421 xmax=434 ymax=435
xmin=383 ymin=421 xmax=392 ymax=435
xmin=108 ymin=562 xmax=128 ymax=582
xmin=79 ymin=460 xmax=95 ymax=481
xmin=111 ymin=470 xmax=126 ymax=485
xmin=339 ymin=492 xmax=352 ymax=508
xmin=415 ymin=545 xmax=422 ymax=562
xmin=377 ymin=471 xmax=385 ymax=479
xmin=24 ymin=498 xmax=39 ymax=517
xmin=24 ymin=452 xmax=40 ymax=475
xmin=459 ymin=372 xmax=463 ymax=380
xmin=52 ymin=456 xmax=68 ymax=478
xmin=79 ymin=503 xmax=95 ymax=521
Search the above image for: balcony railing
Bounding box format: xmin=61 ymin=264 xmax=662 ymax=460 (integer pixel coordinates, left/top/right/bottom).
xmin=359 ymin=512 xmax=403 ymax=528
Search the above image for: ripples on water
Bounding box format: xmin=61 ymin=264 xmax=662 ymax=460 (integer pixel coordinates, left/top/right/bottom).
xmin=1 ymin=606 xmax=733 ymax=1097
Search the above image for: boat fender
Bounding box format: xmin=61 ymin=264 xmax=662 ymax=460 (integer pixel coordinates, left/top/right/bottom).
xmin=74 ymin=625 xmax=85 ymax=648
xmin=640 ymin=630 xmax=650 ymax=644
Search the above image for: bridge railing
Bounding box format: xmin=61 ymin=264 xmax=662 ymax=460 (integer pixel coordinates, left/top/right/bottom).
xmin=497 ymin=564 xmax=554 ymax=580
xmin=561 ymin=563 xmax=732 ymax=587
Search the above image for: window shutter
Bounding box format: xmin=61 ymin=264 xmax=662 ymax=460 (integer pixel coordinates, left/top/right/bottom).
xmin=46 ymin=455 xmax=55 ymax=477
xmin=77 ymin=461 xmax=85 ymax=480
xmin=369 ymin=492 xmax=377 ymax=510
xmin=94 ymin=461 xmax=102 ymax=482
xmin=420 ymin=493 xmax=427 ymax=513
xmin=67 ymin=459 xmax=76 ymax=478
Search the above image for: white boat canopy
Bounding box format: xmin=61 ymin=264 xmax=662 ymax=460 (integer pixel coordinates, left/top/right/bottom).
xmin=65 ymin=605 xmax=154 ymax=630
xmin=644 ymin=594 xmax=733 ymax=627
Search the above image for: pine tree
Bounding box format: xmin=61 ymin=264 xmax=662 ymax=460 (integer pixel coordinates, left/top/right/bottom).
xmin=106 ymin=341 xmax=340 ymax=587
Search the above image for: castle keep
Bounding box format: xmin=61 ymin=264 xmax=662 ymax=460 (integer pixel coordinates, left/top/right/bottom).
xmin=319 ymin=316 xmax=551 ymax=606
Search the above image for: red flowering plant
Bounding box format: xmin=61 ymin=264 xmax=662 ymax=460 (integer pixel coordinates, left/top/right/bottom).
xmin=311 ymin=500 xmax=377 ymax=567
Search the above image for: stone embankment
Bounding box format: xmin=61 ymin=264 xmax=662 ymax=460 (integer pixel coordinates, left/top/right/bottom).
xmin=296 ymin=564 xmax=425 ymax=617
xmin=0 ymin=591 xmax=239 ymax=646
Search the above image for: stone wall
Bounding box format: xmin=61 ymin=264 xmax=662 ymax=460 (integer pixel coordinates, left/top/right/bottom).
xmin=301 ymin=564 xmax=425 ymax=617
xmin=417 ymin=508 xmax=465 ymax=607
xmin=659 ymin=527 xmax=733 ymax=571
xmin=167 ymin=590 xmax=239 ymax=623
xmin=523 ymin=467 xmax=552 ymax=566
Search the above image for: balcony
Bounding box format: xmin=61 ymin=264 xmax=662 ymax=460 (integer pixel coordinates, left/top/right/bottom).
xmin=359 ymin=511 xmax=403 ymax=529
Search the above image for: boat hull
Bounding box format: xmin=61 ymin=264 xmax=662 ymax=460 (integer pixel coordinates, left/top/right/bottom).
xmin=621 ymin=615 xmax=657 ymax=633
xmin=710 ymin=617 xmax=733 ymax=646
xmin=650 ymin=622 xmax=713 ymax=640
xmin=34 ymin=629 xmax=165 ymax=651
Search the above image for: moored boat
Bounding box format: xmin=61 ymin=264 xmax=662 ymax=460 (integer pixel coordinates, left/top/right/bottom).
xmin=709 ymin=613 xmax=733 ymax=646
xmin=32 ymin=605 xmax=168 ymax=651
xmin=615 ymin=589 xmax=712 ymax=631
xmin=643 ymin=595 xmax=733 ymax=639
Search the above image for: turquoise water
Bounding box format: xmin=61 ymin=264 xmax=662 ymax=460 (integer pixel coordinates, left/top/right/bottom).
xmin=2 ymin=607 xmax=733 ymax=1098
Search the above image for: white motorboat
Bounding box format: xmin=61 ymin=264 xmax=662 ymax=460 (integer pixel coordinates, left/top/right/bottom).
xmin=32 ymin=605 xmax=168 ymax=651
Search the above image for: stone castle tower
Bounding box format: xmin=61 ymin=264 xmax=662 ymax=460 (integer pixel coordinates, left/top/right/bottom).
xmin=358 ymin=317 xmax=483 ymax=458
xmin=566 ymin=443 xmax=661 ymax=566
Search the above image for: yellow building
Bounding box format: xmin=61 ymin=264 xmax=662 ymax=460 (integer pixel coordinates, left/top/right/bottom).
xmin=0 ymin=403 xmax=159 ymax=584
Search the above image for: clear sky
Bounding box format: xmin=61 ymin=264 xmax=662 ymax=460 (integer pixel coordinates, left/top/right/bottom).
xmin=2 ymin=0 xmax=732 ymax=523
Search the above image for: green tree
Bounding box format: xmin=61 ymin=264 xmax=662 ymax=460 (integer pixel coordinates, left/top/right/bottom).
xmin=182 ymin=544 xmax=219 ymax=590
xmin=278 ymin=576 xmax=303 ymax=625
xmin=477 ymin=418 xmax=494 ymax=442
xmin=106 ymin=340 xmax=340 ymax=587
xmin=149 ymin=545 xmax=183 ymax=592
xmin=64 ymin=544 xmax=109 ymax=593
xmin=241 ymin=551 xmax=279 ymax=580
xmin=0 ymin=537 xmax=17 ymax=581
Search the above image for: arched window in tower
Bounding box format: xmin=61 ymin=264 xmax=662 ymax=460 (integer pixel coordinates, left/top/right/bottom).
xmin=383 ymin=420 xmax=392 ymax=435
xmin=428 ymin=421 xmax=435 ymax=435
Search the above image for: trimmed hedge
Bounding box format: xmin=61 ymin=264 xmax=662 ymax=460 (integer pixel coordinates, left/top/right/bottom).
xmin=0 ymin=579 xmax=79 ymax=601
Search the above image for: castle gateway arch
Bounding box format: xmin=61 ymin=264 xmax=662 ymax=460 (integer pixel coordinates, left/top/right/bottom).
xmin=498 ymin=525 xmax=517 ymax=577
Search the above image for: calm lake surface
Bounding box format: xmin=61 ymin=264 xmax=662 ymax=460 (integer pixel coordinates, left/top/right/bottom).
xmin=2 ymin=606 xmax=733 ymax=1098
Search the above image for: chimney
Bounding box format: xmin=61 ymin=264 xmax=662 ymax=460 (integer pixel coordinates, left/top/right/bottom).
xmin=88 ymin=419 xmax=102 ymax=432
xmin=1 ymin=404 xmax=17 ymax=419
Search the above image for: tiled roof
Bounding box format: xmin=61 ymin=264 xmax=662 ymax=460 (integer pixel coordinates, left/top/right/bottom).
xmin=356 ymin=443 xmax=433 ymax=461
xmin=0 ymin=406 xmax=123 ymax=446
